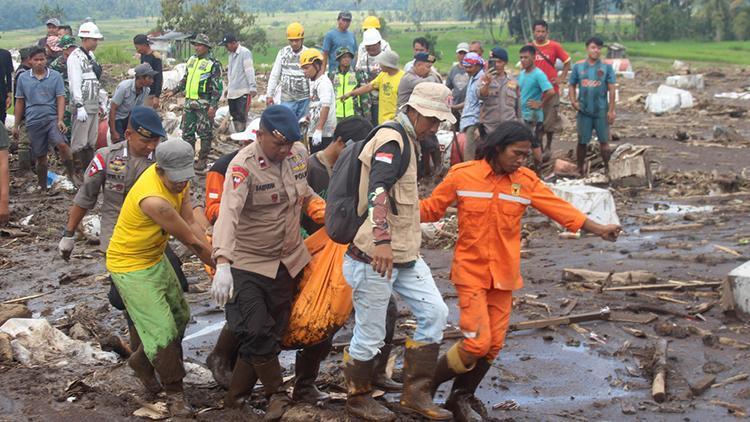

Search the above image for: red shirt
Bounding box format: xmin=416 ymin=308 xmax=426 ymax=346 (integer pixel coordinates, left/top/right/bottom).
xmin=531 ymin=40 xmax=570 ymax=93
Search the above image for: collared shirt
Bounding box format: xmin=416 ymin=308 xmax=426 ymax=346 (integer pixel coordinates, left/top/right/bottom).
xmin=460 ymin=69 xmax=484 ymax=131
xmin=227 ymin=44 xmax=257 ymax=99
xmin=397 ymin=70 xmax=442 ymax=108
xmin=267 ymin=45 xmax=309 ymax=103
xmin=479 ymin=72 xmax=520 ymax=134
xmin=212 ymin=141 xmax=325 ymax=278
xmin=15 ymin=68 xmax=65 ymax=124
xmin=111 ymin=79 xmax=150 ymax=120
xmin=569 ymin=59 xmax=616 ymax=117
xmin=420 ymin=160 xmax=587 ymax=290
xmin=73 ymin=141 xmax=154 ymax=251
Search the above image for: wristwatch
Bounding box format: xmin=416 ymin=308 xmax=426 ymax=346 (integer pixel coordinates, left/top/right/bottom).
xmin=63 ymin=229 xmax=75 ymax=237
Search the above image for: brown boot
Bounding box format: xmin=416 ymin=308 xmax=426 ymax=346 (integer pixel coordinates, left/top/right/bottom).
xmin=252 ymin=355 xmax=291 ymax=421
xmin=225 ymin=358 xmax=258 ymax=409
xmin=207 ymin=326 xmax=239 ymax=389
xmin=127 ymin=345 xmax=163 ymax=395
xmin=153 ymin=340 xmax=194 ymax=418
xmin=372 ymin=344 xmax=403 ymax=392
xmin=292 ymin=339 xmax=331 ymax=404
xmin=400 ymin=340 xmax=452 ymax=420
xmin=430 ymin=342 xmax=474 ymax=397
xmin=445 ymin=359 xmax=492 ymax=422
xmin=343 ymin=348 xmax=395 ymax=421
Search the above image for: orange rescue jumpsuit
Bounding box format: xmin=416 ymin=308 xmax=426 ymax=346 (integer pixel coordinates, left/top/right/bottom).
xmin=420 ymin=160 xmax=586 ymax=360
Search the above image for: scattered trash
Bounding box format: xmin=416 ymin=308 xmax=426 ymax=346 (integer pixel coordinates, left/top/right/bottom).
xmin=161 ymin=63 xmax=187 ymax=91
xmin=421 ymin=216 xmax=458 ymax=249
xmin=133 ymin=402 xmax=168 ymax=420
xmin=550 ymin=183 xmax=620 ymax=226
xmin=672 ymin=60 xmax=690 ymax=73
xmin=184 ymin=361 xmax=217 ymax=388
xmin=213 ymin=105 xmax=230 ymax=126
xmin=19 ymin=214 xmax=34 ymax=226
xmin=608 ymin=143 xmax=652 ymax=188
xmin=645 ymin=85 xmax=694 ymax=113
xmin=0 ymin=318 xmax=118 ymax=365
xmin=714 ymin=91 xmax=750 ymax=100
xmin=645 ymin=203 xmax=714 ymax=216
xmin=665 ymin=74 xmax=704 ymax=90
xmin=492 ymin=399 xmax=520 ymax=410
xmin=82 ymin=214 xmax=101 ymax=238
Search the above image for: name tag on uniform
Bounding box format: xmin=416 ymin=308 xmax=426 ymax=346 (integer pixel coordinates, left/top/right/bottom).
xmin=255 ymin=182 xmax=275 ymax=192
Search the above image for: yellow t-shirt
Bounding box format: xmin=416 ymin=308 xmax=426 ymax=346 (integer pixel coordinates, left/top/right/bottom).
xmin=371 ymin=69 xmax=404 ymax=124
xmin=106 ymin=164 xmax=187 ymax=273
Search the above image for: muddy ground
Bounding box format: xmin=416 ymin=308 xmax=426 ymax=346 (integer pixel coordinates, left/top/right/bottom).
xmin=0 ymin=64 xmax=749 ymax=421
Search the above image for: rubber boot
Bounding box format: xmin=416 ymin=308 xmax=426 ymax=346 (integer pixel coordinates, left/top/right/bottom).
xmin=35 ymin=162 xmax=48 ymax=191
xmin=292 ymin=339 xmax=331 ymax=404
xmin=342 ymin=348 xmax=395 ymax=422
xmin=126 ymin=317 xmax=141 ymax=351
xmin=153 ymin=340 xmax=194 ymax=418
xmin=430 ymin=342 xmax=474 ymax=397
xmin=252 ymin=355 xmax=291 ymax=421
xmin=128 ymin=345 xmax=163 ymax=395
xmin=18 ymin=149 xmax=31 ymax=172
xmin=207 ymin=326 xmax=240 ymax=389
xmin=372 ymin=344 xmax=403 ymax=392
xmin=445 ymin=359 xmax=492 ymax=422
xmin=400 ymin=340 xmax=453 ymax=420
xmin=63 ymin=159 xmax=81 ymax=187
xmin=225 ymin=358 xmax=258 ymax=409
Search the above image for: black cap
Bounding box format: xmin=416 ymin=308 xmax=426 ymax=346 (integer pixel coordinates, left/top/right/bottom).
xmin=491 ymin=47 xmax=509 ymax=62
xmin=133 ymin=34 xmax=152 ymax=45
xmin=414 ymin=52 xmax=435 ymax=63
xmin=260 ymin=105 xmax=301 ymax=143
xmin=334 ymin=116 xmax=373 ymax=144
xmin=338 ymin=11 xmax=353 ymax=20
xmin=129 ymin=106 xmax=166 ymax=138
xmin=219 ymin=34 xmax=238 ymax=46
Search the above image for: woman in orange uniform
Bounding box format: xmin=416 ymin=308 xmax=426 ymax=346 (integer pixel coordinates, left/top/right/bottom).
xmin=420 ymin=121 xmax=620 ymax=420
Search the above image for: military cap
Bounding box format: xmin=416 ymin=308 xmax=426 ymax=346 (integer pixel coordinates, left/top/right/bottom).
xmin=335 ymin=47 xmax=354 ymax=60
xmin=129 ymin=106 xmax=166 ymax=139
xmin=190 ymin=33 xmax=212 ymax=48
xmin=260 ymin=105 xmax=301 ymax=143
xmin=58 ymin=35 xmax=77 ymax=49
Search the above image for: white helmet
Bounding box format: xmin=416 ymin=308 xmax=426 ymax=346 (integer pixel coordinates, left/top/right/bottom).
xmin=78 ymin=22 xmax=103 ymax=39
xmin=230 ymin=118 xmax=261 ymax=142
xmin=363 ymin=28 xmax=382 ymax=47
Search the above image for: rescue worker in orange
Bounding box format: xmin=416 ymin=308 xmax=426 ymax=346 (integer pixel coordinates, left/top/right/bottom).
xmin=420 ymin=121 xmax=621 ymax=421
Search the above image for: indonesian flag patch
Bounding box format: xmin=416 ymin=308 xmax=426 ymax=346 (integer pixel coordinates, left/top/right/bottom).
xmin=87 ymin=153 xmax=105 ymax=177
xmin=231 ymin=166 xmax=249 ymax=190
xmin=374 ymin=152 xmax=394 ymax=164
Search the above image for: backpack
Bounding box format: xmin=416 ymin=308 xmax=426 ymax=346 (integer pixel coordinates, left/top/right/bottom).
xmin=325 ymin=121 xmax=411 ymax=245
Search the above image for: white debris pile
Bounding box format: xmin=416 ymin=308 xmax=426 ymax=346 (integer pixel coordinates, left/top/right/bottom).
xmin=162 ymin=63 xmax=187 ymax=91
xmin=645 ymin=85 xmax=694 ymax=114
xmin=665 ymin=74 xmax=704 ymax=90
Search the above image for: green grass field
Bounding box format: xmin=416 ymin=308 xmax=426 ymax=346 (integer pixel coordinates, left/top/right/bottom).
xmin=2 ymin=13 xmax=749 ymax=73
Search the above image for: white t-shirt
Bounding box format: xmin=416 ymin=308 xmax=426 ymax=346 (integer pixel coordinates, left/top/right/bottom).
xmin=309 ymin=74 xmax=337 ymax=138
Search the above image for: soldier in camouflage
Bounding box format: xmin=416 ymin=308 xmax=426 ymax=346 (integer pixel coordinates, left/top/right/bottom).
xmin=168 ymin=34 xmax=222 ymax=170
xmin=49 ymin=35 xmax=77 ymax=143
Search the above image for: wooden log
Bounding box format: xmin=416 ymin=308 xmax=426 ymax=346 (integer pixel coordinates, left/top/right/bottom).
xmin=563 ymin=268 xmax=659 ymax=285
xmin=640 ymin=223 xmax=704 ymax=232
xmin=652 ymin=338 xmax=668 ymax=403
xmin=603 ymin=282 xmax=721 ymax=292
xmin=712 ymin=373 xmax=749 ymax=389
xmin=508 ymin=308 xmax=611 ymax=331
xmin=689 ymin=374 xmax=716 ymax=396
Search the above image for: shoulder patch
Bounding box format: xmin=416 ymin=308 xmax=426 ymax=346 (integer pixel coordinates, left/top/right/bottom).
xmin=87 ymin=153 xmax=106 ymax=177
xmin=153 ymin=51 xmax=162 ymax=59
xmin=231 ymin=166 xmax=249 ymax=189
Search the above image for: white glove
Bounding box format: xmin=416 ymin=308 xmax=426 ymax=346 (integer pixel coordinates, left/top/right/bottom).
xmin=210 ymin=263 xmax=234 ymax=307
xmin=58 ymin=236 xmax=75 ymax=260
xmin=312 ymin=129 xmax=323 ymax=147
xmin=76 ymin=107 xmax=88 ymax=122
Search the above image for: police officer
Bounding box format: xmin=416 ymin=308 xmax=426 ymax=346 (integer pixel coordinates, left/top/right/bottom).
xmin=167 ymin=33 xmax=222 ymax=170
xmin=211 ymin=105 xmax=325 ymax=420
xmin=478 ymin=47 xmax=520 ymax=148
xmin=58 ymin=106 xmax=189 ymax=350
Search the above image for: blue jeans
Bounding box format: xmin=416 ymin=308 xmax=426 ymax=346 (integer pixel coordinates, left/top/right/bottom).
xmin=281 ymin=98 xmax=310 ymax=121
xmin=343 ymin=254 xmax=449 ymax=361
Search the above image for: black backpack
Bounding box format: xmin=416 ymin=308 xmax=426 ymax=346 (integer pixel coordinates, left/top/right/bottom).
xmin=325 ymin=121 xmax=411 ymax=245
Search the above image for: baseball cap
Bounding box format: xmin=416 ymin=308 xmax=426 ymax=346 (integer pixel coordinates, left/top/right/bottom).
xmin=376 ymin=50 xmax=399 ymax=69
xmin=461 ymin=52 xmax=484 ymax=67
xmin=155 ymin=140 xmax=195 ymax=182
xmin=333 ymin=116 xmax=373 ymax=145
xmin=133 ymin=34 xmax=152 ymax=45
xmin=230 ymin=118 xmax=261 ymax=142
xmin=490 ymin=47 xmax=509 ymax=62
xmin=46 ymin=18 xmax=61 ymax=27
xmin=456 ymin=42 xmax=470 ymax=53
xmin=219 ymin=34 xmax=238 ymax=46
xmin=260 ymin=105 xmax=301 ymax=143
xmin=414 ymin=52 xmax=435 ymax=63
xmin=338 ymin=11 xmax=353 ymax=20
xmin=405 ymin=82 xmax=456 ymax=124
xmin=129 ymin=106 xmax=166 ymax=139
xmin=134 ymin=62 xmax=158 ymax=77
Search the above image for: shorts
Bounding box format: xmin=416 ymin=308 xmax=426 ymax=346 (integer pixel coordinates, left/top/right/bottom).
xmin=577 ymin=113 xmax=609 ymax=145
xmin=26 ymin=118 xmax=66 ymax=158
xmin=542 ymin=93 xmax=562 ymax=134
xmin=523 ymin=120 xmax=543 ymax=149
xmin=228 ymin=96 xmax=248 ymax=123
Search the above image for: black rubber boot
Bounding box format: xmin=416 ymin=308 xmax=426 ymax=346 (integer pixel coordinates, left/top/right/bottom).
xmin=127 ymin=345 xmax=163 ymax=395
xmin=252 ymin=355 xmax=291 ymax=421
xmin=372 ymin=344 xmax=402 ymax=392
xmin=207 ymin=326 xmax=239 ymax=389
xmin=445 ymin=358 xmax=492 ymax=422
xmin=343 ymin=348 xmax=396 ymax=422
xmin=225 ymin=358 xmax=258 ymax=409
xmin=292 ymin=339 xmax=332 ymax=404
xmin=400 ymin=340 xmax=452 ymax=420
xmin=430 ymin=342 xmax=474 ymax=397
xmin=153 ymin=340 xmax=193 ymax=418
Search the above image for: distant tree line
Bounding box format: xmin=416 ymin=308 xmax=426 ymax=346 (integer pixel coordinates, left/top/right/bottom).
xmin=0 ymin=0 xmax=160 ymax=31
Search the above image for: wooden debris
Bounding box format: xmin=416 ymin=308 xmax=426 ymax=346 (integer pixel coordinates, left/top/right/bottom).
xmin=563 ymin=268 xmax=659 ymax=285
xmin=622 ymin=304 xmax=690 ymax=319
xmin=712 ymin=373 xmax=749 ymax=389
xmin=561 ymin=298 xmax=578 ymax=316
xmin=689 ymin=374 xmax=716 ymax=396
xmin=688 ymin=301 xmax=716 ymax=315
xmin=640 ymin=223 xmax=704 ymax=232
xmin=2 ymin=291 xmax=51 ymax=304
xmin=652 ymin=338 xmax=669 ymax=403
xmin=637 ymin=292 xmax=690 ymax=304
xmin=604 ymin=281 xmax=721 ymax=292
xmin=713 ymin=244 xmax=743 ymax=257
xmin=621 ymin=326 xmax=647 ymax=338
xmin=508 ymin=308 xmax=611 ymax=332
xmin=609 ymin=311 xmax=658 ymax=324
xmin=710 ymin=400 xmax=747 ymax=417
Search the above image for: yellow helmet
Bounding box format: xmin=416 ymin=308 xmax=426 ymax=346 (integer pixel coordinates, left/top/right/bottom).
xmin=299 ymin=48 xmax=323 ymax=66
xmin=362 ymin=16 xmax=381 ymax=30
xmin=286 ymin=22 xmax=304 ymax=40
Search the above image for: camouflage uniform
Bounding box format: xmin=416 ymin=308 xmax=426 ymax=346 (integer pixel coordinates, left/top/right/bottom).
xmin=49 ymin=56 xmax=72 ymax=143
xmin=174 ymin=35 xmax=222 ymax=163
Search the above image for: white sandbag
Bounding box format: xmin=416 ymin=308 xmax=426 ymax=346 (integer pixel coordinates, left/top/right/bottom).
xmin=161 ymin=63 xmax=187 ymax=92
xmin=665 ymin=74 xmax=704 ymax=90
xmin=0 ymin=318 xmax=118 ymax=365
xmin=550 ymin=183 xmax=620 ymax=226
xmin=728 ymin=261 xmax=750 ymax=315
xmin=657 ymin=84 xmax=694 ymax=108
xmin=214 ymin=105 xmax=229 ymax=126
xmin=645 ymin=93 xmax=681 ymax=114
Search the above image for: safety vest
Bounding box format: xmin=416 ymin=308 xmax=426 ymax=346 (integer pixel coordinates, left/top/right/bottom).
xmin=186 ymin=56 xmax=214 ymax=100
xmin=334 ymin=71 xmax=358 ymax=119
